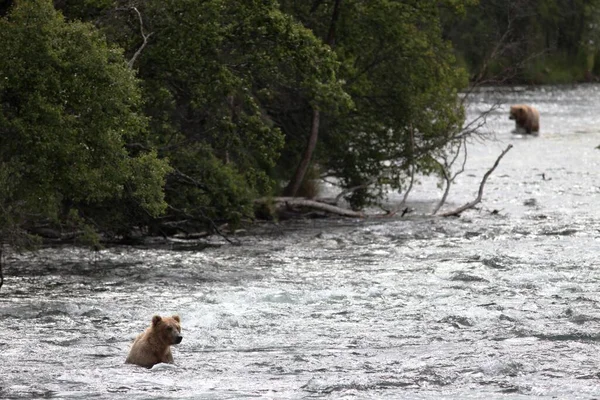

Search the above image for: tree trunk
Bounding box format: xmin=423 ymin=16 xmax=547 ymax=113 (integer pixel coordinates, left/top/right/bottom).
xmin=325 ymin=0 xmax=342 ymax=46
xmin=284 ymin=109 xmax=320 ymax=196
xmin=284 ymin=0 xmax=342 ymax=197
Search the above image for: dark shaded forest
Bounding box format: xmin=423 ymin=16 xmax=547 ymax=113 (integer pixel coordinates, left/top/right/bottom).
xmin=444 ymin=0 xmax=600 ymax=84
xmin=0 ymin=0 xmax=596 ymax=247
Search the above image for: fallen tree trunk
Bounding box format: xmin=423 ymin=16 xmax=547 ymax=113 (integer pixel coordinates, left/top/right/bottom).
xmin=439 ymin=144 xmax=513 ymax=217
xmin=263 ymin=143 xmax=512 ymax=220
xmin=257 ymin=197 xmax=365 ymax=218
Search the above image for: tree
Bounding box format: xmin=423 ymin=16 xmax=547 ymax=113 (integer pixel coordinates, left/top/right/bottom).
xmin=283 ymin=0 xmax=344 ymax=197
xmin=279 ymin=0 xmax=470 ymax=208
xmin=0 ymin=0 xmax=170 ymax=246
xmin=31 ymin=0 xmax=476 ymax=228
xmin=444 ymin=0 xmax=600 ymax=83
xmin=95 ymin=0 xmax=348 ymax=230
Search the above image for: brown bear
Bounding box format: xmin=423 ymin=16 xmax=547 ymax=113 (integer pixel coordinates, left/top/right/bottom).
xmin=509 ymin=104 xmax=540 ymax=134
xmin=125 ymin=315 xmax=183 ymax=368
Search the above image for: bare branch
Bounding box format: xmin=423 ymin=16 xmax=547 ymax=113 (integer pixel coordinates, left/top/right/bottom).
xmin=334 ymin=177 xmax=377 ymax=204
xmin=167 ymin=205 xmax=238 ymax=245
xmin=432 ymin=138 xmax=469 ymax=215
xmin=164 ymin=169 xmax=238 ymax=244
xmin=455 ymin=139 xmax=469 ymax=179
xmin=397 ymin=163 xmax=415 ymax=212
xmin=399 ymin=125 xmax=417 ymax=208
xmin=169 ymin=168 xmax=209 ymax=191
xmin=439 ymin=144 xmax=513 ymax=217
xmin=459 ymin=101 xmax=502 ymax=137
xmin=432 ymin=165 xmax=451 ymax=215
xmin=127 ymin=7 xmax=153 ymax=69
xmin=473 ymin=18 xmax=514 ymax=84
xmin=469 ymin=49 xmax=548 ymax=88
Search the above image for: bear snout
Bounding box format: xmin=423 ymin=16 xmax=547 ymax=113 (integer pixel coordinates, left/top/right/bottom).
xmin=175 ymin=335 xmax=183 ymax=344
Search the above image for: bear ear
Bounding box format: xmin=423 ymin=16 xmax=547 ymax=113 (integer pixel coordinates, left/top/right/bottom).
xmin=152 ymin=315 xmax=162 ymax=326
xmin=172 ymin=315 xmax=181 ymax=323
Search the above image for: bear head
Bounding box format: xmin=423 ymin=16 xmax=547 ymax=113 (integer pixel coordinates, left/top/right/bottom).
xmin=509 ymin=105 xmax=527 ymax=123
xmin=152 ymin=315 xmax=183 ymax=345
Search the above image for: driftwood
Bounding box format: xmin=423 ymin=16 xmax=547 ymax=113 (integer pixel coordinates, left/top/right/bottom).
xmin=439 ymin=144 xmax=513 ymax=217
xmin=23 ymin=226 xmax=86 ymax=242
xmin=258 ymin=197 xmax=365 ymax=218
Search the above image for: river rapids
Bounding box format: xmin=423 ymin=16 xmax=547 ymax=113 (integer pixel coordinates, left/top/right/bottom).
xmin=1 ymin=84 xmax=600 ymax=399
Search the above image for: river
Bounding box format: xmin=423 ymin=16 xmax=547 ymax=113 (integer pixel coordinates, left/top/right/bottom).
xmin=1 ymin=84 xmax=599 ymax=399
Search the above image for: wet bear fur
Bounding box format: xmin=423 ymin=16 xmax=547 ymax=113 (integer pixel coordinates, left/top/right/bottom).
xmin=509 ymin=104 xmax=540 ymax=134
xmin=125 ymin=315 xmax=183 ymax=368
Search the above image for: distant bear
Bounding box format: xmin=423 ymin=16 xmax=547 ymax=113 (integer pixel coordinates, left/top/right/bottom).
xmin=125 ymin=315 xmax=183 ymax=368
xmin=509 ymin=104 xmax=540 ymax=134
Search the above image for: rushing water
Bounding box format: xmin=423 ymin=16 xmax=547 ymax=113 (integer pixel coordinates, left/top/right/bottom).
xmin=1 ymin=85 xmax=600 ymax=399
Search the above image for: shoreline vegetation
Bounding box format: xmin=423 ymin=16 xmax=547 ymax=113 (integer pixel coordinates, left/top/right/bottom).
xmin=1 ymin=0 xmax=599 ymax=251
xmin=444 ymin=0 xmax=600 ymax=86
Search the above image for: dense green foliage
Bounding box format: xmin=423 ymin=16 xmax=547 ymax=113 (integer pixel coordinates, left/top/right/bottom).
xmin=118 ymin=0 xmax=348 ymax=227
xmin=0 ymin=0 xmax=169 ymax=246
xmin=444 ymin=0 xmax=600 ymax=83
xmin=1 ymin=0 xmax=478 ymax=244
xmin=280 ymin=0 xmax=469 ymax=207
